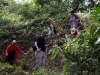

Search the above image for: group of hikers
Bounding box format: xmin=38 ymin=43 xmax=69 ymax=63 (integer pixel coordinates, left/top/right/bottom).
xmin=4 ymin=10 xmax=84 ymax=70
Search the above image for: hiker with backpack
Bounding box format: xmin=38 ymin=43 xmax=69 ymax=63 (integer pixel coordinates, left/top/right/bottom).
xmin=46 ymin=20 xmax=56 ymax=37
xmin=68 ymin=10 xmax=83 ymax=29
xmin=32 ymin=31 xmax=53 ymax=70
xmin=4 ymin=40 xmax=26 ymax=65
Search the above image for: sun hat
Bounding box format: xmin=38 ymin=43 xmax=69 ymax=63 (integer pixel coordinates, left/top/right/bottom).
xmin=12 ymin=40 xmax=16 ymax=44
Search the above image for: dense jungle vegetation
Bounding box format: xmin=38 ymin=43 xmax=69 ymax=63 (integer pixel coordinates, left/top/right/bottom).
xmin=0 ymin=0 xmax=100 ymax=75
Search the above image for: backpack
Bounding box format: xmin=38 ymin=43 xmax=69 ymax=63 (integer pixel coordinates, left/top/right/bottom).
xmin=53 ymin=26 xmax=57 ymax=34
xmin=32 ymin=42 xmax=36 ymax=52
xmin=74 ymin=14 xmax=80 ymax=22
xmin=74 ymin=14 xmax=79 ymax=19
xmin=74 ymin=14 xmax=84 ymax=30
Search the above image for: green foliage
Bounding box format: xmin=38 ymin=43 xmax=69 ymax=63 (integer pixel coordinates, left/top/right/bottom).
xmin=0 ymin=0 xmax=70 ymax=56
xmin=35 ymin=0 xmax=50 ymax=7
xmin=0 ymin=62 xmax=27 ymax=75
xmin=92 ymin=6 xmax=100 ymax=23
xmin=51 ymin=45 xmax=62 ymax=60
xmin=63 ymin=22 xmax=100 ymax=74
xmin=72 ymin=0 xmax=80 ymax=11
xmin=0 ymin=0 xmax=97 ymax=74
xmin=35 ymin=0 xmax=63 ymax=7
xmin=32 ymin=68 xmax=58 ymax=75
xmin=62 ymin=61 xmax=71 ymax=75
xmin=18 ymin=3 xmax=35 ymax=19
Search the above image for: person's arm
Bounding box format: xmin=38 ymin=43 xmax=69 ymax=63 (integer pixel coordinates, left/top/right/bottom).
xmin=45 ymin=42 xmax=53 ymax=47
xmin=68 ymin=16 xmax=73 ymax=22
xmin=34 ymin=41 xmax=40 ymax=51
xmin=16 ymin=46 xmax=26 ymax=55
xmin=45 ymin=44 xmax=50 ymax=47
xmin=34 ymin=42 xmax=39 ymax=49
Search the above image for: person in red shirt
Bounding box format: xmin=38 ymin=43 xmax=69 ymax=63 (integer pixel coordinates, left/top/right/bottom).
xmin=4 ymin=40 xmax=26 ymax=65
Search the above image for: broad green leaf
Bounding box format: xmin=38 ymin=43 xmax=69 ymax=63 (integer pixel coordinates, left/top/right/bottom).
xmin=51 ymin=46 xmax=61 ymax=60
xmin=92 ymin=6 xmax=100 ymax=23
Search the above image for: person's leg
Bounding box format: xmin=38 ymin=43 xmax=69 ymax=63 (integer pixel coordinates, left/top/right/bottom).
xmin=9 ymin=57 xmax=14 ymax=65
xmin=34 ymin=51 xmax=39 ymax=70
xmin=6 ymin=55 xmax=14 ymax=65
xmin=34 ymin=51 xmax=43 ymax=70
xmin=41 ymin=52 xmax=45 ymax=68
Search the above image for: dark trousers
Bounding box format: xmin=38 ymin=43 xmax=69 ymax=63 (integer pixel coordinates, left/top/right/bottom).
xmin=6 ymin=55 xmax=14 ymax=65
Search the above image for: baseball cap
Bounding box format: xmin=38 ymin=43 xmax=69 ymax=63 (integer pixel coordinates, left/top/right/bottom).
xmin=42 ymin=31 xmax=48 ymax=36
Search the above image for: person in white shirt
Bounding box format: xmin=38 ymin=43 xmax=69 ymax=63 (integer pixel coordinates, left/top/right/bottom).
xmin=46 ymin=20 xmax=54 ymax=36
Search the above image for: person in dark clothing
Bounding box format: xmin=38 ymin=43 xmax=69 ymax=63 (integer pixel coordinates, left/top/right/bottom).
xmin=6 ymin=48 xmax=15 ymax=65
xmin=34 ymin=31 xmax=52 ymax=70
xmin=35 ymin=36 xmax=46 ymax=52
xmin=4 ymin=40 xmax=26 ymax=65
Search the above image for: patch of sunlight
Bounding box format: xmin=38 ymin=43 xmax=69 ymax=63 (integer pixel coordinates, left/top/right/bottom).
xmin=95 ymin=38 xmax=100 ymax=44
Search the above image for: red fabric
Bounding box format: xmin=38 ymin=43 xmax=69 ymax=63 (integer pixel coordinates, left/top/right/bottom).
xmin=74 ymin=31 xmax=78 ymax=38
xmin=4 ymin=45 xmax=23 ymax=62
